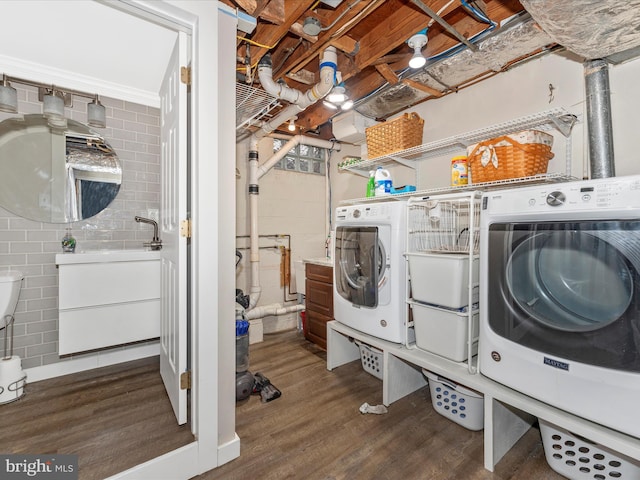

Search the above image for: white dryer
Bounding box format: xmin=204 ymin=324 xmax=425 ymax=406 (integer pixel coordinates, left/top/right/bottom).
xmin=333 ymin=201 xmax=411 ymax=344
xmin=479 ymin=174 xmax=640 ymax=438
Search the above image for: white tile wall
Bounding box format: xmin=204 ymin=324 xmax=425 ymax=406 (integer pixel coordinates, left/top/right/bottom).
xmin=0 ymin=85 xmax=160 ymax=369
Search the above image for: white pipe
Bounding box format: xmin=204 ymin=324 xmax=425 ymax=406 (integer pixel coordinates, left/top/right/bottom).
xmin=245 ymin=47 xmax=340 ymax=313
xmin=244 ymin=302 xmax=304 ymax=321
xmin=255 ymin=47 xmax=337 ymax=141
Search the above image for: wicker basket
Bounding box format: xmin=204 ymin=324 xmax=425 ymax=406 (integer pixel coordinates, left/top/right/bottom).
xmin=366 ymin=112 xmax=424 ymax=159
xmin=467 ymin=130 xmax=554 ymax=183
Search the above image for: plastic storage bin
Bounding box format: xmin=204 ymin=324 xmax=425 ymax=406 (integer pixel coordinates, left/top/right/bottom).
xmin=423 ymin=370 xmax=483 ymax=431
xmin=357 ymin=341 xmax=383 ymax=380
xmin=406 ymin=253 xmax=478 ymax=309
xmin=539 ymin=419 xmax=640 ymax=479
xmin=411 ymin=301 xmax=479 ymax=362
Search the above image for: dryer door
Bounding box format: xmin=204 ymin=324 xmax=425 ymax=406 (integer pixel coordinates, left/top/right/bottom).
xmin=335 ymin=226 xmax=386 ymax=308
xmin=487 ymin=220 xmax=640 ymax=372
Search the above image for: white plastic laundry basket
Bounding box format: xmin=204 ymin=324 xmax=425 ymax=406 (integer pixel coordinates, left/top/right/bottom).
xmin=539 ymin=419 xmax=640 ymax=479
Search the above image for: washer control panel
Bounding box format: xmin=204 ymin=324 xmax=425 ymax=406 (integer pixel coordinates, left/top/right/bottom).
xmin=335 ymin=201 xmax=405 ymax=223
xmin=484 ymin=175 xmax=640 ymax=215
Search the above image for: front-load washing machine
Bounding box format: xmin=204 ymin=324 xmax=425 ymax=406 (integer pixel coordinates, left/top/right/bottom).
xmin=333 ymin=201 xmax=411 ymax=344
xmin=479 ymin=174 xmax=640 ymax=438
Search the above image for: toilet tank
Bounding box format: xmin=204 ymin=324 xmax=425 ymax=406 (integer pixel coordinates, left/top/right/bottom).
xmin=0 ymin=271 xmax=23 ymax=323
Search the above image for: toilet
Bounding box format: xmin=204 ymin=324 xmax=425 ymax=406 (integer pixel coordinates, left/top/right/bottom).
xmin=0 ymin=271 xmax=26 ymax=404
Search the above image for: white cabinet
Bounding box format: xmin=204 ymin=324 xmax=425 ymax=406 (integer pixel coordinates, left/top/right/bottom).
xmin=56 ymin=251 xmax=161 ymax=355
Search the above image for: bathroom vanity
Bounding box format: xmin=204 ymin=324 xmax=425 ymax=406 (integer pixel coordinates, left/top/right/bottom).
xmin=56 ymin=250 xmax=161 ymax=355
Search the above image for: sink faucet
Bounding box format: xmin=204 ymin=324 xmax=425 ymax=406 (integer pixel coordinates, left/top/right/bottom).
xmin=135 ymin=216 xmax=162 ymax=250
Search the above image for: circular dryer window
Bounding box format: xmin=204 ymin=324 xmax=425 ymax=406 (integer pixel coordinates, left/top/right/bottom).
xmin=506 ymin=231 xmax=633 ymax=332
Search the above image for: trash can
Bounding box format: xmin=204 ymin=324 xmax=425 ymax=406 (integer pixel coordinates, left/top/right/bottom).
xmin=236 ymin=320 xmax=250 ymax=373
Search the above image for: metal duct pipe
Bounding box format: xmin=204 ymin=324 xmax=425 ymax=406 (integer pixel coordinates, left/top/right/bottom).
xmin=584 ymin=59 xmax=615 ymax=179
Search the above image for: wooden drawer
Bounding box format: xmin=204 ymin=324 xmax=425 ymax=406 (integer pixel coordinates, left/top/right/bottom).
xmin=306 ymin=262 xmax=333 ymax=284
xmin=305 ymin=278 xmax=333 ymax=317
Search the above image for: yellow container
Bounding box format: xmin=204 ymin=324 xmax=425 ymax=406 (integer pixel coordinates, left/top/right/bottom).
xmin=451 ymin=156 xmax=468 ymax=186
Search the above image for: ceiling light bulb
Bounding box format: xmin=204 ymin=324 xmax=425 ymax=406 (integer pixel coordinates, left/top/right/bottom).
xmin=407 ymin=31 xmax=428 ymax=69
xmin=288 ymin=117 xmax=296 ymax=131
xmin=327 ymin=85 xmax=346 ymax=104
xmin=0 ymin=74 xmax=18 ymax=113
xmin=341 ymin=99 xmax=354 ymax=111
xmin=409 ymin=50 xmax=427 ymax=69
xmin=323 ymin=100 xmax=338 ymax=110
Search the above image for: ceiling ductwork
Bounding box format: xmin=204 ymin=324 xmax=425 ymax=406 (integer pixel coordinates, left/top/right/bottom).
xmin=519 ymin=0 xmax=640 ymax=62
xmin=355 ymin=15 xmax=553 ymax=120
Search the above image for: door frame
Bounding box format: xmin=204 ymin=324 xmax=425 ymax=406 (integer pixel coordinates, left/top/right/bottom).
xmin=105 ymin=1 xmax=238 ymax=478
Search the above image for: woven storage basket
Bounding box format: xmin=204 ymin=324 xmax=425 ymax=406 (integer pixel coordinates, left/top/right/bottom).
xmin=467 ymin=130 xmax=554 ymax=183
xmin=366 ymin=112 xmax=424 ymax=159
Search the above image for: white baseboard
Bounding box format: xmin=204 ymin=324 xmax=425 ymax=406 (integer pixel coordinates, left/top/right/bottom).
xmin=25 ymin=342 xmax=161 ymax=383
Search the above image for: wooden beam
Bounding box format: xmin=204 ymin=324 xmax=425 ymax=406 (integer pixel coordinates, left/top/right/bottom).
xmin=375 ymin=64 xmax=400 ymax=85
xmin=332 ymin=35 xmax=358 ymax=55
xmin=277 ymin=0 xmax=387 ymax=78
xmin=353 ymin=1 xmax=451 ymax=71
xmin=260 ymin=0 xmax=285 ymax=25
xmin=242 ymin=0 xmax=317 ymax=67
xmin=402 ymin=78 xmax=443 ymax=97
xmin=232 ymin=0 xmax=258 ymax=14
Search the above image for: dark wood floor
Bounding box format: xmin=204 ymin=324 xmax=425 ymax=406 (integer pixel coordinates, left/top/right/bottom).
xmin=0 ymin=330 xmax=565 ymax=480
xmin=200 ymin=329 xmax=564 ymax=480
xmin=0 ymin=356 xmax=194 ymax=480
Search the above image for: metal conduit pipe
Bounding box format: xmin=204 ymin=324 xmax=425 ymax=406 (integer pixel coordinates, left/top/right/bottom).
xmin=584 ymin=58 xmax=615 ymax=179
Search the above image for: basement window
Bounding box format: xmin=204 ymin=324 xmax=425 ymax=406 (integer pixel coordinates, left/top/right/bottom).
xmin=273 ymin=139 xmax=326 ymax=175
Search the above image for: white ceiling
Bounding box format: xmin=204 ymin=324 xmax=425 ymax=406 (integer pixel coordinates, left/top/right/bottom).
xmin=0 ymin=1 xmax=178 ymax=106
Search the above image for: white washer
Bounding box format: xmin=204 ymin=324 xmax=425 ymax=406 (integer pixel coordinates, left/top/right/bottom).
xmin=479 ymin=174 xmax=640 ymax=438
xmin=333 ymin=201 xmax=410 ymax=344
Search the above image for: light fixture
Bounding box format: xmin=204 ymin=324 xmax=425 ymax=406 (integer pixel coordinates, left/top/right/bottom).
xmin=407 ymin=30 xmax=428 ymax=69
xmin=43 ymin=88 xmax=65 ymax=119
xmin=0 ymin=74 xmax=108 ymax=128
xmin=288 ymin=116 xmax=297 ymax=132
xmin=341 ymin=99 xmax=354 ymax=111
xmin=323 ymin=82 xmax=352 ymax=111
xmin=327 ymin=84 xmax=347 ymax=104
xmin=0 ymin=74 xmax=18 ymax=113
xmin=88 ymin=95 xmax=106 ymax=128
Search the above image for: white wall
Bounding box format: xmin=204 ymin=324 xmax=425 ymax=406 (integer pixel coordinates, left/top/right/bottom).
xmin=237 ymin=50 xmax=640 ymax=338
xmin=390 ymin=51 xmax=639 ymax=188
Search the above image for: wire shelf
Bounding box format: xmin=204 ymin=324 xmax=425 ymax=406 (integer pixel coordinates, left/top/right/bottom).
xmin=236 ymin=83 xmax=280 ymax=133
xmin=339 ymin=108 xmax=578 ymax=176
xmin=407 ymin=192 xmax=481 ymax=254
xmin=340 ymin=173 xmax=577 ymax=205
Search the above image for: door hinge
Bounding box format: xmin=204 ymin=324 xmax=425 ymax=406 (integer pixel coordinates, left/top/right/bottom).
xmin=180 ymin=370 xmax=191 ymax=390
xmin=180 ymin=66 xmax=191 ymax=85
xmin=180 ymin=219 xmax=192 ymax=238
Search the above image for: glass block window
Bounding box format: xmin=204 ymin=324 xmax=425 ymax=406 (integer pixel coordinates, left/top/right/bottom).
xmin=273 ymin=138 xmax=326 ymax=175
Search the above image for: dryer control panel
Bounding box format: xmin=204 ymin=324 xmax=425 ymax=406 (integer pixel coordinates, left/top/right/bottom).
xmin=483 ymin=175 xmax=640 ymax=216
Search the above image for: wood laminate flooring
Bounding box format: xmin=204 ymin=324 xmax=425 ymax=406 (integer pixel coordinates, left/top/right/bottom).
xmin=0 ymin=356 xmax=194 ymax=479
xmin=200 ymin=329 xmax=564 ymax=480
xmin=1 ymin=330 xmax=565 ymax=480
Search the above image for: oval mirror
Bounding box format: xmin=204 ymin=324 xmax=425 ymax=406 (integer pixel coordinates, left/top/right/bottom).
xmin=0 ymin=114 xmax=121 ymax=223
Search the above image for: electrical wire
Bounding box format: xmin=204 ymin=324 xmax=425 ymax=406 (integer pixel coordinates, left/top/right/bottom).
xmin=320 ymin=0 xmax=361 ymax=32
xmin=459 ymin=0 xmax=493 ymax=25
xmin=237 ymin=35 xmax=277 ymax=50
